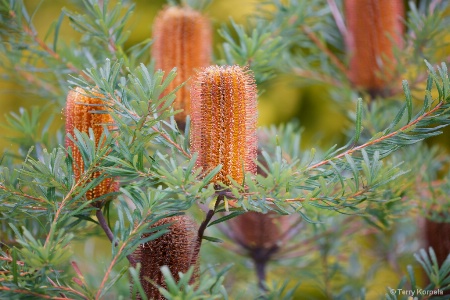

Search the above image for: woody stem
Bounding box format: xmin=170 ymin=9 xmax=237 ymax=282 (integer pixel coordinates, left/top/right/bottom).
xmin=191 ymin=194 xmax=223 ymax=266
xmin=96 ymin=209 xmax=136 ymax=266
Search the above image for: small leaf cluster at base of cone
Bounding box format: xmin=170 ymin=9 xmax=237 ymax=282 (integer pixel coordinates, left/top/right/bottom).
xmin=132 ymin=215 xmax=198 ymax=300
xmin=65 ymin=87 xmax=117 ymax=204
xmin=152 ymin=5 xmax=212 ymax=126
xmin=190 ymin=65 xmax=257 ymax=185
xmin=345 ymin=0 xmax=404 ymax=93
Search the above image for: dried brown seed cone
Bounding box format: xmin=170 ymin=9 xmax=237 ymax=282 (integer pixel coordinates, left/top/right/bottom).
xmin=425 ymin=218 xmax=450 ymax=267
xmin=345 ymin=0 xmax=404 ymax=93
xmin=133 ymin=215 xmax=198 ymax=300
xmin=152 ymin=6 xmax=212 ymax=127
xmin=65 ymin=87 xmax=117 ymax=204
xmin=190 ymin=65 xmax=258 ymax=185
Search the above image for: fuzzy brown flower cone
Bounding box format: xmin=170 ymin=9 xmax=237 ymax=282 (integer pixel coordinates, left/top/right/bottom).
xmin=227 ymin=211 xmax=293 ymax=251
xmin=133 ymin=215 xmax=198 ymax=300
xmin=65 ymin=87 xmax=117 ymax=204
xmin=152 ymin=6 xmax=212 ymax=128
xmin=345 ymin=0 xmax=404 ymax=94
xmin=190 ymin=65 xmax=258 ymax=185
xmin=425 ymin=219 xmax=450 ymax=267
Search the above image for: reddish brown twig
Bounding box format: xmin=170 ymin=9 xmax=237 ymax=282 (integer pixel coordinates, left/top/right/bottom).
xmin=306 ymin=101 xmax=445 ymax=171
xmin=21 ymin=24 xmax=90 ymax=81
xmin=301 ymin=26 xmax=347 ymax=75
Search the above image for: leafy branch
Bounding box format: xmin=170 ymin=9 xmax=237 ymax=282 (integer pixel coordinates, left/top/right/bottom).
xmin=385 ymin=248 xmax=450 ymax=300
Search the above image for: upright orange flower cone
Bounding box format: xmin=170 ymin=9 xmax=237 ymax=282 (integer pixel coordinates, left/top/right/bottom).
xmin=152 ymin=6 xmax=212 ymax=128
xmin=133 ymin=215 xmax=198 ymax=300
xmin=345 ymin=0 xmax=404 ymax=95
xmin=65 ymin=87 xmax=117 ymax=205
xmin=190 ymin=65 xmax=258 ymax=185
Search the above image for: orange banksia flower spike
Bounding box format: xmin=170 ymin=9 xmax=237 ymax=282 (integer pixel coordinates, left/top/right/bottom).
xmin=133 ymin=215 xmax=198 ymax=300
xmin=190 ymin=65 xmax=258 ymax=185
xmin=65 ymin=87 xmax=117 ymax=204
xmin=152 ymin=6 xmax=212 ymax=128
xmin=345 ymin=0 xmax=404 ymax=95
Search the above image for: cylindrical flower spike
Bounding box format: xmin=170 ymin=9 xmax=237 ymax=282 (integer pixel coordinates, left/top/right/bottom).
xmin=133 ymin=215 xmax=198 ymax=300
xmin=152 ymin=6 xmax=212 ymax=127
xmin=65 ymin=87 xmax=117 ymax=204
xmin=190 ymin=65 xmax=258 ymax=185
xmin=345 ymin=0 xmax=404 ymax=94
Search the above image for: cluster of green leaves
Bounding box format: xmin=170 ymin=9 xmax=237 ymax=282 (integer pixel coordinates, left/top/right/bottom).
xmin=70 ymin=59 xmax=220 ymax=206
xmin=386 ymin=248 xmax=450 ymax=300
xmin=145 ymin=265 xmax=228 ymax=300
xmin=252 ymin=0 xmax=348 ymax=88
xmin=63 ymin=0 xmax=151 ymax=70
xmin=396 ymin=0 xmax=450 ymax=91
xmin=0 ymin=0 xmax=149 ymax=107
xmin=218 ymin=19 xmax=284 ymax=85
xmin=0 ymin=0 xmax=66 ymax=103
xmin=1 ymin=105 xmax=61 ymax=158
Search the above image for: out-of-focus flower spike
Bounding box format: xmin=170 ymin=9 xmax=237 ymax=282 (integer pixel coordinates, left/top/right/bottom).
xmin=345 ymin=0 xmax=404 ymax=95
xmin=152 ymin=6 xmax=212 ymax=128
